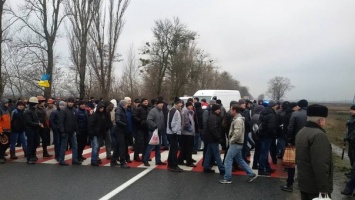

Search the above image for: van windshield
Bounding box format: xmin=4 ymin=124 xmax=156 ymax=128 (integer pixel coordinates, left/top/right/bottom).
xmin=194 ymin=96 xmax=212 ymax=101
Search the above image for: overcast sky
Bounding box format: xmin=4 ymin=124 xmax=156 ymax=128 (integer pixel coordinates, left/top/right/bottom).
xmin=11 ymin=0 xmax=355 ymax=102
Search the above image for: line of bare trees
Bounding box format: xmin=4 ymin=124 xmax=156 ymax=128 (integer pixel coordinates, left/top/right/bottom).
xmin=1 ymin=1 xmax=251 ymax=101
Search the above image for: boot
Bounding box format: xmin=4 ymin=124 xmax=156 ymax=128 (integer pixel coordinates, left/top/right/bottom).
xmin=10 ymin=150 xmax=18 ymax=159
xmin=43 ymin=146 xmax=53 ymax=158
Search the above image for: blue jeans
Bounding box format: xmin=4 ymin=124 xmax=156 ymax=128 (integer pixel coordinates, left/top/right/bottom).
xmin=59 ymin=132 xmax=78 ymax=163
xmin=91 ymin=136 xmax=100 ymax=163
xmin=277 ymin=138 xmax=286 ymax=157
xmin=259 ymin=138 xmax=272 ymax=172
xmin=204 ymin=142 xmax=225 ymax=172
xmin=194 ymin=129 xmax=202 ymax=150
xmin=143 ymin=131 xmax=162 ymax=163
xmin=224 ymin=144 xmax=255 ymax=180
xmin=10 ymin=131 xmax=27 ymax=151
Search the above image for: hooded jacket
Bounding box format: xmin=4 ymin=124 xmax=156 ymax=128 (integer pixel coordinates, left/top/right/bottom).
xmin=76 ymin=106 xmax=89 ymax=134
xmin=88 ymin=103 xmax=106 ymax=136
xmin=259 ymin=106 xmax=277 ymax=138
xmin=204 ymin=111 xmax=223 ymax=143
xmin=229 ymin=114 xmax=245 ymax=144
xmin=0 ymin=98 xmax=11 ymax=133
xmin=11 ymin=107 xmax=25 ymax=133
xmin=24 ymin=104 xmax=41 ymax=131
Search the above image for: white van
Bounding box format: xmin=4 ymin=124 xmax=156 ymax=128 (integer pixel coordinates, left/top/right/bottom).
xmin=193 ymin=90 xmax=241 ymax=110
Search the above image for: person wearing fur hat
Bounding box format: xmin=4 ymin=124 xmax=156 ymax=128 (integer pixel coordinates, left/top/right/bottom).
xmin=295 ymin=104 xmax=332 ymax=199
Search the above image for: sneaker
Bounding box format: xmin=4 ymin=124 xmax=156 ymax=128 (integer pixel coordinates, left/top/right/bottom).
xmin=169 ymin=167 xmax=184 ymax=172
xmin=91 ymin=162 xmax=100 ymax=166
xmin=258 ymin=171 xmax=271 ymax=177
xmin=27 ymin=160 xmax=36 ymax=164
xmin=186 ymin=163 xmax=196 ymax=167
xmin=143 ymin=161 xmax=150 ymax=166
xmin=43 ymin=152 xmax=53 ymax=158
xmin=247 ymin=174 xmax=258 ymax=183
xmin=219 ymin=179 xmax=232 ymax=184
xmin=110 ymin=162 xmax=120 ymax=167
xmin=72 ymin=161 xmax=82 ymax=165
xmin=280 ymin=185 xmax=293 ymax=192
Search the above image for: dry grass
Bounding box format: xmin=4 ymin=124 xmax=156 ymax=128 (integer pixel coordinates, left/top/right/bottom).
xmin=323 ymin=103 xmax=351 ymax=147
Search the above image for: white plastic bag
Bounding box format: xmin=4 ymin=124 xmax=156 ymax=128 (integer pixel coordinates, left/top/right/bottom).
xmin=149 ymin=129 xmax=160 ymax=145
xmin=312 ymin=193 xmax=331 ymax=200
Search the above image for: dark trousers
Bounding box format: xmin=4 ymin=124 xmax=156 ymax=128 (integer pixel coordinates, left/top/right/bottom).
xmin=134 ymin=129 xmax=144 ymax=159
xmin=300 ymin=191 xmax=331 ymax=200
xmin=270 ymin=138 xmax=278 ymax=162
xmin=39 ymin=128 xmax=50 ymax=152
xmin=253 ymin=140 xmax=261 ymax=166
xmin=53 ymin=129 xmax=61 ymax=160
xmin=242 ymin=132 xmax=249 ymax=160
xmin=124 ymin=132 xmax=131 ymax=160
xmin=76 ymin=132 xmax=88 ymax=158
xmin=111 ymin=130 xmax=126 ymax=164
xmin=349 ymin=144 xmax=355 ymax=167
xmin=287 ymin=167 xmax=295 ymax=186
xmin=142 ymin=132 xmax=150 ymax=160
xmin=178 ymin=135 xmax=194 ymax=165
xmin=167 ymin=134 xmax=179 ymax=168
xmin=25 ymin=129 xmax=39 ymax=160
xmin=0 ymin=132 xmax=11 ymax=159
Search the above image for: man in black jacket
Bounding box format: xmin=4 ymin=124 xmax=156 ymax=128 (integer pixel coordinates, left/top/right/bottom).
xmin=132 ymin=98 xmax=150 ymax=161
xmin=258 ymin=100 xmax=278 ymax=176
xmin=89 ymin=102 xmax=106 ymax=166
xmin=76 ymin=100 xmax=89 ymax=162
xmin=203 ymin=104 xmax=225 ymax=174
xmin=50 ymin=101 xmax=66 ymax=161
xmin=10 ymin=101 xmax=27 ymax=159
xmin=58 ymin=97 xmax=81 ymax=166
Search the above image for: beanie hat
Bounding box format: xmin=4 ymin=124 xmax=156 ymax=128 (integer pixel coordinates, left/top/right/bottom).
xmin=350 ymin=105 xmax=355 ymax=110
xmin=156 ymin=99 xmax=164 ymax=105
xmin=238 ymin=99 xmax=246 ymax=105
xmin=297 ymin=99 xmax=308 ymax=108
xmin=110 ymin=99 xmax=117 ymax=108
xmin=230 ymin=100 xmax=238 ymax=108
xmin=254 ymin=105 xmax=265 ymax=114
xmin=141 ymin=98 xmax=148 ymax=103
xmin=290 ymin=102 xmax=298 ymax=109
xmin=216 ymin=99 xmax=222 ymax=105
xmin=59 ymin=101 xmax=66 ymax=107
xmin=307 ymin=104 xmax=328 ymax=118
xmin=174 ymin=98 xmax=183 ymax=104
xmin=134 ymin=98 xmax=140 ymax=103
xmin=67 ymin=97 xmax=75 ymax=103
xmin=209 ymin=100 xmax=216 ymax=105
xmin=211 ymin=104 xmax=221 ymax=112
xmin=268 ymin=100 xmax=277 ymax=108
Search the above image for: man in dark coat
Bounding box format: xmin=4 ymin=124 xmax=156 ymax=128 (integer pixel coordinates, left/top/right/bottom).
xmin=89 ymin=102 xmax=106 ymax=166
xmin=258 ymin=100 xmax=278 ymax=176
xmin=296 ymin=104 xmax=332 ymax=200
xmin=132 ymin=98 xmax=150 ymax=161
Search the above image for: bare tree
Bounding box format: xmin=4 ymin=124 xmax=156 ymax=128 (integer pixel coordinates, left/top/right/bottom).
xmin=0 ymin=0 xmax=6 ymax=97
xmin=66 ymin=0 xmax=98 ymax=98
xmin=267 ymin=76 xmax=294 ymax=100
xmin=88 ymin=0 xmax=130 ymax=100
xmin=10 ymin=0 xmax=66 ymax=98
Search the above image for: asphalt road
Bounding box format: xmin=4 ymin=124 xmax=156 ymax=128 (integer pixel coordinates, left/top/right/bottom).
xmin=1 ymin=162 xmax=292 ymax=200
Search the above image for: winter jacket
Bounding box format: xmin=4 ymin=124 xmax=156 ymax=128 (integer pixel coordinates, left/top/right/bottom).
xmin=0 ymin=102 xmax=11 ymax=133
xmin=204 ymin=112 xmax=223 ymax=143
xmin=36 ymin=105 xmax=49 ymax=128
xmin=147 ymin=107 xmax=165 ymax=132
xmin=276 ymin=109 xmax=287 ymax=138
xmin=166 ymin=107 xmax=182 ymax=135
xmin=283 ymin=109 xmax=295 ymax=144
xmin=296 ymin=121 xmax=333 ymax=194
xmin=59 ymin=105 xmax=78 ymax=134
xmin=11 ymin=108 xmax=25 ymax=133
xmin=88 ymin=103 xmax=106 ymax=136
xmin=133 ymin=105 xmax=150 ymax=132
xmin=76 ymin=107 xmax=89 ymax=134
xmin=126 ymin=106 xmax=134 ymax=133
xmin=288 ymin=108 xmax=307 ymax=144
xmin=241 ymin=108 xmax=251 ymax=134
xmin=50 ymin=109 xmax=61 ymax=133
xmin=182 ymin=109 xmax=195 ymax=136
xmin=259 ymin=107 xmax=277 ymax=139
xmin=194 ymin=102 xmax=204 ymax=130
xmin=115 ymin=105 xmax=128 ymax=134
xmin=229 ymin=114 xmax=245 ymax=145
xmin=24 ymin=106 xmax=41 ymax=131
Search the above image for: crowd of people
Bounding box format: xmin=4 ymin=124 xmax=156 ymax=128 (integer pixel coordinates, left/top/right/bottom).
xmin=0 ymin=94 xmax=352 ymax=199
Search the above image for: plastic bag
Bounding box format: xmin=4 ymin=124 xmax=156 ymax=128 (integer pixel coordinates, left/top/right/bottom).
xmin=312 ymin=193 xmax=331 ymax=200
xmin=149 ymin=129 xmax=160 ymax=145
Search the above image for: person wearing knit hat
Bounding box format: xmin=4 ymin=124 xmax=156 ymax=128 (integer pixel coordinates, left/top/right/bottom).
xmin=297 ymin=99 xmax=308 ymax=109
xmin=203 ymin=103 xmax=225 ymax=174
xmin=268 ymin=100 xmax=277 ymax=108
xmin=342 ymin=104 xmax=355 ymax=195
xmin=295 ymin=104 xmax=332 ymax=198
